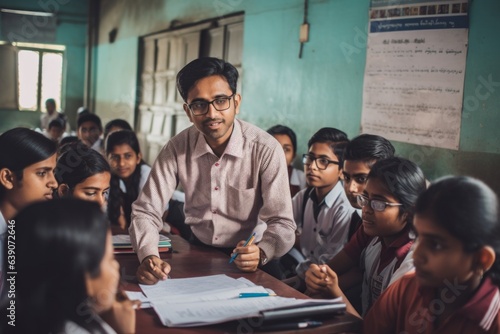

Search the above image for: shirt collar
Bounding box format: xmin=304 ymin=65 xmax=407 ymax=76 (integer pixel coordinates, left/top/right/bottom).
xmin=457 ymin=277 xmax=500 ymax=330
xmin=192 ymin=119 xmax=243 ymax=159
xmin=310 ymin=181 xmax=344 ymax=209
xmin=374 ymin=227 xmax=415 ymax=260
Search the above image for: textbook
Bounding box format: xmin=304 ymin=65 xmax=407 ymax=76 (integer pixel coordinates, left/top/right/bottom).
xmin=112 ymin=234 xmax=171 ymax=254
xmin=138 ymin=274 xmax=345 ymax=327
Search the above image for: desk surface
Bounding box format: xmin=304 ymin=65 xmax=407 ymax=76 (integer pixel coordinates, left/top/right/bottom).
xmin=116 ymin=235 xmax=361 ymax=334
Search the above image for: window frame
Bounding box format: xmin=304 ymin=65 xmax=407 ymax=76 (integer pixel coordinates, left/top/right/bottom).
xmin=16 ymin=45 xmax=65 ymax=112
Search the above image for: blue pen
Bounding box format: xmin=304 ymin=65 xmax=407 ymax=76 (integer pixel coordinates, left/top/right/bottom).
xmin=229 ymin=232 xmax=256 ymax=263
xmin=239 ymin=292 xmax=276 ymax=298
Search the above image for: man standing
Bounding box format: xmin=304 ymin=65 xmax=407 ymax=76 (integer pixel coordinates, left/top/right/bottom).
xmin=130 ymin=57 xmax=296 ymax=284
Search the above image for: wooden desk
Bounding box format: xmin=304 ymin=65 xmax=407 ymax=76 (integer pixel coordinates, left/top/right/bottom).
xmin=116 ymin=235 xmax=361 ymax=334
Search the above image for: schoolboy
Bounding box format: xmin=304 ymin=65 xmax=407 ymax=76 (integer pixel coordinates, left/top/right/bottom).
xmin=289 ymin=127 xmax=353 ymax=290
xmin=342 ymin=134 xmax=395 ymax=237
xmin=46 ymin=118 xmax=65 ymax=143
xmin=77 ymin=113 xmax=104 ymax=154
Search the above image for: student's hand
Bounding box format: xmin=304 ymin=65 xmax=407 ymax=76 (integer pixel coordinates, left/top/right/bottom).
xmin=304 ymin=264 xmax=334 ymax=297
xmin=100 ymin=296 xmax=141 ymax=334
xmin=136 ymin=255 xmax=170 ymax=284
xmin=232 ymin=242 xmax=260 ymax=272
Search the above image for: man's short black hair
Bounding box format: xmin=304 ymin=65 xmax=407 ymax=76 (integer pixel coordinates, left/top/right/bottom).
xmin=176 ymin=57 xmax=238 ymax=102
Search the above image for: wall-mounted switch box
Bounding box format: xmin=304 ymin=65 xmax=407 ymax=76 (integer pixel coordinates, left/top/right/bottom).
xmin=300 ymin=23 xmax=309 ymax=43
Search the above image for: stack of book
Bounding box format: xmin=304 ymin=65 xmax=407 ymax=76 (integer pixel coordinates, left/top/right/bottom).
xmin=112 ymin=234 xmax=171 ymax=254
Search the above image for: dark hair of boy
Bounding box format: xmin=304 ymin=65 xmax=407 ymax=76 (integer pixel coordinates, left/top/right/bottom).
xmin=344 ymin=134 xmax=395 ymax=166
xmin=48 ymin=118 xmax=65 ymax=130
xmin=77 ymin=113 xmax=102 ymax=131
xmin=176 ymin=57 xmax=238 ymax=102
xmin=307 ymin=127 xmax=349 ymax=167
xmin=267 ymin=125 xmax=298 ymax=155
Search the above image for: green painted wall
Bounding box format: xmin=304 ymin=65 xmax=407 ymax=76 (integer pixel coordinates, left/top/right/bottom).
xmin=91 ymin=0 xmax=499 ymax=194
xmin=0 ymin=0 xmax=88 ymax=132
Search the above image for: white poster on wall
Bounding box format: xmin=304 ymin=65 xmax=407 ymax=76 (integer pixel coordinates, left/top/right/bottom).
xmin=361 ymin=1 xmax=469 ymax=150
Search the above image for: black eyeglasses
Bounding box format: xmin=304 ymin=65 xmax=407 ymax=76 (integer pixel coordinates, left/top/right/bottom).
xmin=302 ymin=154 xmax=339 ymax=170
xmin=186 ymin=94 xmax=235 ymax=116
xmin=356 ymin=194 xmax=402 ymax=212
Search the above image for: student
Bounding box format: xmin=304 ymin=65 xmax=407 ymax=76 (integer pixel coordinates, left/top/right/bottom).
xmin=106 ymin=130 xmax=149 ymax=230
xmin=286 ymin=127 xmax=352 ymax=290
xmin=363 ymin=176 xmax=500 ymax=333
xmin=104 ymin=118 xmax=133 ymax=143
xmin=130 ymin=57 xmax=295 ymax=284
xmin=304 ymin=157 xmax=426 ymax=317
xmin=337 ymin=134 xmax=396 ymax=313
xmin=342 ymin=134 xmax=395 ymax=238
xmin=2 ymin=198 xmax=139 ymax=333
xmin=55 ymin=142 xmax=111 ymax=210
xmin=0 ymin=128 xmax=58 ymax=295
xmin=40 ymin=98 xmax=69 ymax=132
xmin=267 ymin=125 xmax=306 ymax=197
xmin=46 ymin=118 xmax=66 ymax=143
xmin=77 ymin=113 xmax=104 ymax=154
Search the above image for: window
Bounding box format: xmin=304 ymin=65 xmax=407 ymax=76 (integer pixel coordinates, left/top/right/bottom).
xmin=0 ymin=42 xmax=65 ymax=111
xmin=17 ymin=44 xmax=64 ymax=111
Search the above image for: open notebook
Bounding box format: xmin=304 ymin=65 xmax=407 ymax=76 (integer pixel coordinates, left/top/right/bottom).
xmin=112 ymin=234 xmax=171 ymax=254
xmin=134 ymin=274 xmax=345 ymax=327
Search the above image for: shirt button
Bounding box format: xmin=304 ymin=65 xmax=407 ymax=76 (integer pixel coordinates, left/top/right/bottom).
xmin=212 ymin=210 xmax=217 ymax=214
xmin=215 ymin=237 xmax=218 ymax=240
xmin=215 ymin=186 xmax=219 ymax=190
xmin=215 ymin=162 xmax=220 ymax=167
xmin=313 ymin=228 xmax=317 ymax=232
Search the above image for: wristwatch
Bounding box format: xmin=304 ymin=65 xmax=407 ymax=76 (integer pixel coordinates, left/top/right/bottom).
xmin=259 ymin=248 xmax=269 ymax=267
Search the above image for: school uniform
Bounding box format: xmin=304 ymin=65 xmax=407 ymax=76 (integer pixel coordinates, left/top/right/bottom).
xmin=343 ymin=226 xmax=415 ymax=315
xmin=293 ymin=182 xmax=354 ymax=279
xmin=119 ymin=164 xmax=151 ymax=194
xmin=363 ymin=273 xmax=500 ymax=333
xmin=288 ymin=165 xmax=306 ymax=198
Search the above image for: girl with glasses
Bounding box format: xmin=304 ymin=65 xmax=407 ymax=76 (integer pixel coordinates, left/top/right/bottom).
xmin=304 ymin=157 xmax=426 ymax=317
xmin=364 ymin=176 xmax=500 ymax=333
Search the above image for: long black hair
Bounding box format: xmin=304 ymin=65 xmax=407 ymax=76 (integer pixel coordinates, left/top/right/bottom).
xmin=415 ymin=176 xmax=500 ymax=286
xmin=55 ymin=142 xmax=111 ymax=189
xmin=0 ymin=128 xmax=57 ymax=200
xmin=368 ymin=157 xmax=427 ymax=225
xmin=105 ymin=130 xmax=146 ymax=227
xmin=4 ymin=199 xmax=109 ymax=333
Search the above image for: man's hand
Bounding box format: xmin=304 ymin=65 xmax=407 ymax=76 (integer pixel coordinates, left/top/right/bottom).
xmin=232 ymin=242 xmax=260 ymax=272
xmin=136 ymin=255 xmax=171 ymax=284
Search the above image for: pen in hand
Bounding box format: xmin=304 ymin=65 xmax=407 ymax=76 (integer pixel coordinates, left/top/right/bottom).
xmin=229 ymin=232 xmax=256 ymax=264
xmin=149 ymin=258 xmax=168 ymax=280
